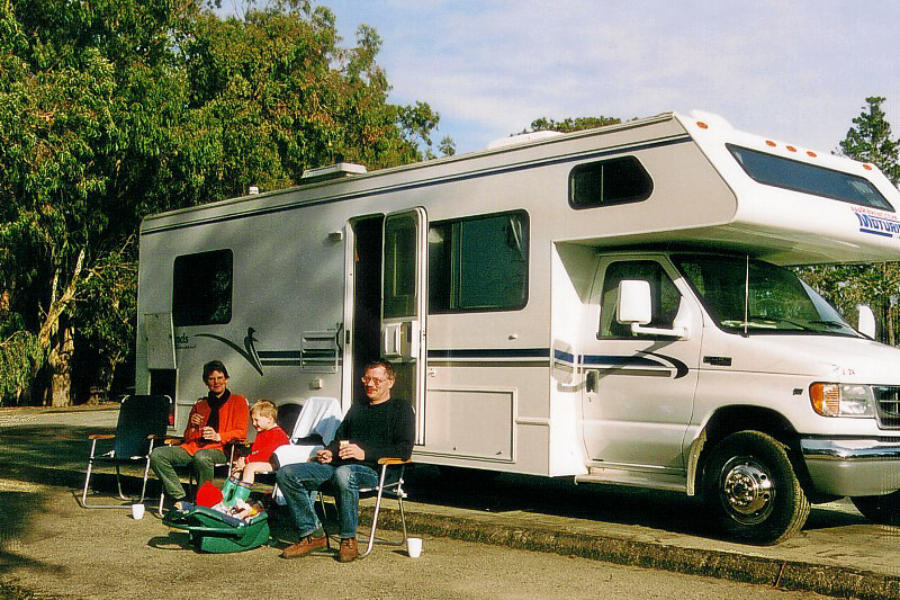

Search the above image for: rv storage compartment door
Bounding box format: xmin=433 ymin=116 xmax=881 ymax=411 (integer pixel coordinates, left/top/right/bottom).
xmin=382 ymin=208 xmax=427 ymax=444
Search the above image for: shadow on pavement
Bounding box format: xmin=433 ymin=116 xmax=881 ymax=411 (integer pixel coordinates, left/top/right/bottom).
xmin=403 ymin=465 xmax=868 ymax=539
xmin=0 ymin=484 xmax=66 ymax=577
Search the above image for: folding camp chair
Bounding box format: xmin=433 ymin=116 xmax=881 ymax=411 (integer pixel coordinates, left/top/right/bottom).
xmin=358 ymin=457 xmax=411 ymax=558
xmin=81 ymin=395 xmax=172 ymax=509
xmin=316 ymin=457 xmax=411 ymax=559
xmin=268 ymin=397 xmax=342 ymax=504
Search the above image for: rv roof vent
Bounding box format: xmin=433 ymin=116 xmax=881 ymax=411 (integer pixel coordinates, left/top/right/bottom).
xmin=301 ymin=162 xmax=367 ymax=184
xmin=486 ymin=130 xmax=564 ymax=150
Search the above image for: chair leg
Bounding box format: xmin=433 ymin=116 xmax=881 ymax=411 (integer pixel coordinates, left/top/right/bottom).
xmin=359 ymin=465 xmax=409 ymax=559
xmin=114 ymin=464 xmax=128 ymax=500
xmin=81 ymin=441 xmax=136 ymax=509
xmin=397 ymin=493 xmax=408 ymax=545
xmin=80 ymin=440 xmax=97 ymax=508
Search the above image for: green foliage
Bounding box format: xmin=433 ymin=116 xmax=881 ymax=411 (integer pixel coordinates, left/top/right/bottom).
xmin=0 ymin=331 xmax=42 ymax=403
xmin=525 ymin=116 xmax=621 ymax=134
xmin=839 ymin=96 xmax=900 ymax=185
xmin=0 ymin=0 xmax=444 ymax=405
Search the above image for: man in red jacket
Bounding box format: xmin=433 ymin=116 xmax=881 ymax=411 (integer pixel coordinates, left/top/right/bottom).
xmin=150 ymin=360 xmax=249 ymax=503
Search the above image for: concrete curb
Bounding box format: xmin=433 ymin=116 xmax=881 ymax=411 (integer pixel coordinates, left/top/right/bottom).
xmin=366 ymin=508 xmax=900 ymax=600
xmin=11 ymin=463 xmax=900 ymax=600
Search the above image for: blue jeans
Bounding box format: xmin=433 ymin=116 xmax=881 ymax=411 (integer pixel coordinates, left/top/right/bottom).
xmin=276 ymin=462 xmax=379 ymax=539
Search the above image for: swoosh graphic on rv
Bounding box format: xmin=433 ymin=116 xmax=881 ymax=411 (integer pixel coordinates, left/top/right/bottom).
xmin=195 ymin=327 xmax=264 ymax=376
xmin=580 ymin=352 xmax=689 ymax=379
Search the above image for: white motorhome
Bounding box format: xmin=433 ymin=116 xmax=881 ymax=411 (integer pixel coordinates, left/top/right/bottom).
xmin=137 ymin=110 xmax=900 ymax=543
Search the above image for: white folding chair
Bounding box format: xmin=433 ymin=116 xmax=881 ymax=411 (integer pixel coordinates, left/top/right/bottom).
xmin=268 ymin=397 xmax=342 ymax=504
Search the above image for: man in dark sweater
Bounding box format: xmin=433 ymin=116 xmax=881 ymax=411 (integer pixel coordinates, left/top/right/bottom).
xmin=278 ymin=359 xmax=415 ymax=562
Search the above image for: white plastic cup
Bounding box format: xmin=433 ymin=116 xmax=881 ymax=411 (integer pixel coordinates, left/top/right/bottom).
xmin=407 ymin=537 xmax=423 ymax=558
xmin=131 ymin=503 xmax=145 ymax=520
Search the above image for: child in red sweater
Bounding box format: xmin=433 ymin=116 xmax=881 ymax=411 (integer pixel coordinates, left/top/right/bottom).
xmin=215 ymin=400 xmax=289 ymax=513
xmin=235 ymin=400 xmax=290 ymax=484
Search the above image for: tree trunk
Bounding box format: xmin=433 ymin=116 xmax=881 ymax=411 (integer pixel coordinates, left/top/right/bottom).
xmin=890 ymin=306 xmax=897 ymax=347
xmin=47 ymin=323 xmax=74 ymax=407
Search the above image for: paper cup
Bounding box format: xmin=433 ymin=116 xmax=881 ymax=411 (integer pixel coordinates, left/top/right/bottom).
xmin=407 ymin=537 xmax=423 ymax=558
xmin=131 ymin=503 xmax=145 ymax=520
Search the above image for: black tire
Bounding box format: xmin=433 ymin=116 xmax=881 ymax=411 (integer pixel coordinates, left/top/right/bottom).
xmin=851 ymin=491 xmax=900 ymax=525
xmin=703 ymin=431 xmax=810 ymax=545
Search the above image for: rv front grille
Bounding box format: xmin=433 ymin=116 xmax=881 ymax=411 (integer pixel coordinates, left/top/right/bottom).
xmin=875 ymin=386 xmax=900 ymax=429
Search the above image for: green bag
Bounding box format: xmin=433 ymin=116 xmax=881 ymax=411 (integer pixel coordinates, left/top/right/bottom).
xmin=163 ymin=504 xmax=271 ymax=554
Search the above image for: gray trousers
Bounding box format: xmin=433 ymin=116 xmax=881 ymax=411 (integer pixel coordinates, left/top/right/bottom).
xmin=149 ymin=445 xmax=226 ymax=500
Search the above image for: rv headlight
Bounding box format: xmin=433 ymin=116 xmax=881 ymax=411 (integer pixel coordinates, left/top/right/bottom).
xmin=809 ymin=383 xmax=875 ymax=418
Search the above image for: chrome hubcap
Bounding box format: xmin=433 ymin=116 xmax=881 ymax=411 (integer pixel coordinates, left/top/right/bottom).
xmin=720 ymin=457 xmax=774 ymax=524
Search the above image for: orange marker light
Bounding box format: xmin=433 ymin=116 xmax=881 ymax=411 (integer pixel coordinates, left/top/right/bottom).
xmin=697 ymin=121 xmax=708 ymax=129
xmin=807 ymin=151 xmax=817 ymax=157
xmin=863 ymin=164 xmax=873 ymax=170
xmin=766 ymin=140 xmax=776 ymax=147
xmin=786 ymin=145 xmax=797 ymax=152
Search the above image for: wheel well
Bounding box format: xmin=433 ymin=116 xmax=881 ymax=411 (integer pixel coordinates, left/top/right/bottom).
xmin=692 ymin=405 xmax=809 ymax=496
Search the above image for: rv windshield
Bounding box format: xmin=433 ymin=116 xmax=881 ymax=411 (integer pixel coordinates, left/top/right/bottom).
xmin=673 ymin=255 xmax=859 ymax=336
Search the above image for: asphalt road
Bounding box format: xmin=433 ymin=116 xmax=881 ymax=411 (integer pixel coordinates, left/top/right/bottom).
xmin=3 ymin=405 xmax=900 ymax=600
xmin=1 ymin=480 xmax=833 ymax=600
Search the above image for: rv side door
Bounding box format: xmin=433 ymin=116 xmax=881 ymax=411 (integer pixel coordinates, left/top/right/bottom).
xmin=382 ymin=208 xmax=427 ymax=444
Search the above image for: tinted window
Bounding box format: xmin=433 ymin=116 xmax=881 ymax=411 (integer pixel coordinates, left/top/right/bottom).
xmin=569 ymin=156 xmax=653 ymax=208
xmin=429 ymin=211 xmax=529 ymax=313
xmin=728 ymin=144 xmax=894 ymax=212
xmin=172 ymin=250 xmax=233 ymax=326
xmin=383 ymin=214 xmax=418 ymax=319
xmin=599 ymin=260 xmax=680 ymax=338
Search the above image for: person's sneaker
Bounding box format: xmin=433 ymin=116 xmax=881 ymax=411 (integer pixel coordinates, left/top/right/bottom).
xmin=338 ymin=537 xmax=358 ymax=563
xmin=281 ymin=535 xmax=327 ymax=559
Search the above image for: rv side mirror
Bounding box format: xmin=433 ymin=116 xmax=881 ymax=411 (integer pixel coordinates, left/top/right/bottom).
xmin=857 ymin=304 xmax=876 ymax=339
xmin=617 ymin=280 xmax=653 ymax=325
xmin=616 ymin=279 xmax=690 ymax=340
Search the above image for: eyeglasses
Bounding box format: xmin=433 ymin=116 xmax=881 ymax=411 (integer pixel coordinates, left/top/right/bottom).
xmin=361 ymin=376 xmax=390 ymax=385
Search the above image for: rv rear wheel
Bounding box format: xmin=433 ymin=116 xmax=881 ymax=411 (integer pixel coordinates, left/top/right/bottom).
xmin=851 ymin=491 xmax=900 ymax=525
xmin=703 ymin=431 xmax=810 ymax=545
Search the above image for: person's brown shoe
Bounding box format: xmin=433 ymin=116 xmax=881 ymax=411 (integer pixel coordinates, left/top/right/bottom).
xmin=281 ymin=535 xmax=327 ymax=559
xmin=338 ymin=537 xmax=358 ymax=563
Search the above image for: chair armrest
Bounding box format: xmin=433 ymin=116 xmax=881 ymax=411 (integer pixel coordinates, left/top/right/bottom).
xmin=88 ymin=434 xmax=116 ymax=440
xmin=377 ymin=457 xmax=411 ymax=466
xmin=160 ymin=436 xmax=183 ymax=446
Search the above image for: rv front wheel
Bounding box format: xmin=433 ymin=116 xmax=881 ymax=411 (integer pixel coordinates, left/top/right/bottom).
xmin=851 ymin=491 xmax=900 ymax=525
xmin=703 ymin=431 xmax=810 ymax=545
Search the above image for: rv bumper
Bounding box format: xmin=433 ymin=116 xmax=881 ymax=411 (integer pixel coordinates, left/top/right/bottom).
xmin=801 ymin=438 xmax=900 ymax=497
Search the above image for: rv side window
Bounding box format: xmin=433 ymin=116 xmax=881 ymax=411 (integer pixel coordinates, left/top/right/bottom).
xmin=429 ymin=211 xmax=529 ymax=313
xmin=569 ymin=156 xmax=653 ymax=209
xmin=172 ymin=250 xmax=233 ymax=326
xmin=599 ymin=260 xmax=680 ymax=338
xmin=727 ymin=144 xmax=894 ymax=212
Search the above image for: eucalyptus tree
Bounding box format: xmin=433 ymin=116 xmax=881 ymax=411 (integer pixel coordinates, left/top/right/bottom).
xmin=0 ymin=0 xmax=442 ymax=405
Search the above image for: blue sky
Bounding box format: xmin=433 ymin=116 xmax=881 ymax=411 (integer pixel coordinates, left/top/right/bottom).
xmin=227 ymin=1 xmax=900 ymax=157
